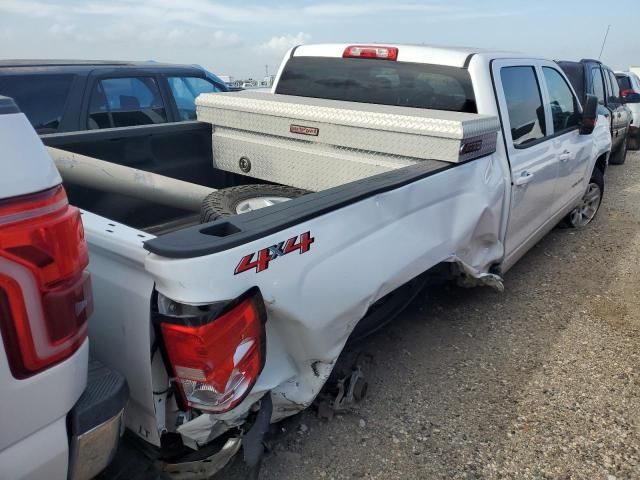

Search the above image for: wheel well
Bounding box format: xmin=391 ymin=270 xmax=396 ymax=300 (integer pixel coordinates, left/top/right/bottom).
xmin=595 ymin=153 xmax=608 ymax=175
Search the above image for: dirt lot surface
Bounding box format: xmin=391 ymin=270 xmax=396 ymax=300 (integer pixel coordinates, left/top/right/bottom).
xmin=225 ymin=152 xmax=640 ymax=479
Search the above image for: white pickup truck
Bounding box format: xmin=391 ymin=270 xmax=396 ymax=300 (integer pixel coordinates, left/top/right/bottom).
xmin=37 ymin=44 xmax=611 ymax=475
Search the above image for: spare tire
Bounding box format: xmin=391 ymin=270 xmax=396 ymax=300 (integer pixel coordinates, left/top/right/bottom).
xmin=200 ymin=184 xmax=309 ymax=223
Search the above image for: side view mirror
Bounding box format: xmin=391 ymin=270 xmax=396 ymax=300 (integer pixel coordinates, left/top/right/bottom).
xmin=580 ymin=94 xmax=598 ymax=135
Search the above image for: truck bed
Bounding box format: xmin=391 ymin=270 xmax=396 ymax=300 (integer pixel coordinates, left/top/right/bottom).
xmin=43 ymin=93 xmax=500 ymax=238
xmin=41 ymin=121 xmax=258 ymax=230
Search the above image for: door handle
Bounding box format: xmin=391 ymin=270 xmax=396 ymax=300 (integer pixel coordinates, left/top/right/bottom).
xmin=559 ymin=151 xmax=572 ymax=162
xmin=514 ymin=171 xmax=535 ymax=186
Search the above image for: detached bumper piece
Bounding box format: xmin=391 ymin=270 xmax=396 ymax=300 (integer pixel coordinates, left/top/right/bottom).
xmin=68 ymin=359 xmax=129 ymax=480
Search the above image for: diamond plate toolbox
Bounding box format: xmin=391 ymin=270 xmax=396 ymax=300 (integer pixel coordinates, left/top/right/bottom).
xmin=196 ymin=91 xmax=500 ymax=191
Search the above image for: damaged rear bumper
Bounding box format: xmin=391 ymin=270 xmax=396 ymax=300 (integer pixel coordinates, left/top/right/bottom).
xmin=160 ymin=437 xmax=241 ymax=480
xmin=160 ymin=394 xmax=273 ymax=479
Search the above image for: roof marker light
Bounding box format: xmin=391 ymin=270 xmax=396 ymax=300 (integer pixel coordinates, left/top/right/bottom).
xmin=343 ymin=46 xmax=398 ymax=61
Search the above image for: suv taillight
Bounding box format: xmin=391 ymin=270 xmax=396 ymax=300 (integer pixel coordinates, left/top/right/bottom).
xmin=0 ymin=185 xmax=92 ymax=378
xmin=157 ymin=289 xmax=266 ymax=414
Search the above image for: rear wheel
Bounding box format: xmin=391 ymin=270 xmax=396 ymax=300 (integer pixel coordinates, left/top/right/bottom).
xmin=610 ymin=134 xmax=628 ymax=165
xmin=628 ymin=131 xmax=639 ymax=151
xmin=561 ymin=168 xmax=604 ymax=228
xmin=200 ymin=184 xmax=309 ymax=222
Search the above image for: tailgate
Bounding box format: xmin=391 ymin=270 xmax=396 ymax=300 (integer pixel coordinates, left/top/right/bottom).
xmin=196 ymin=92 xmax=499 ymax=191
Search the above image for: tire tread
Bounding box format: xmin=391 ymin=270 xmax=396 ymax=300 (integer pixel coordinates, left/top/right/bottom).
xmin=200 ymin=184 xmax=309 ymax=223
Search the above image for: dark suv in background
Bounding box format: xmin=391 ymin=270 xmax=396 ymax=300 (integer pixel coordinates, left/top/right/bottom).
xmin=558 ymin=59 xmax=633 ymax=164
xmin=0 ymin=61 xmax=229 ymax=228
xmin=0 ymin=60 xmax=227 ymax=134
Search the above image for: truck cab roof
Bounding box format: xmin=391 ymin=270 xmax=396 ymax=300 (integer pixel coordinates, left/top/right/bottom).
xmin=289 ymin=43 xmax=539 ymax=68
xmin=0 ymin=59 xmax=210 ymax=76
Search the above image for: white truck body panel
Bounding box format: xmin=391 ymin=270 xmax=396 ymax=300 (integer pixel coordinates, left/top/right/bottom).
xmin=80 ymin=210 xmax=161 ymax=446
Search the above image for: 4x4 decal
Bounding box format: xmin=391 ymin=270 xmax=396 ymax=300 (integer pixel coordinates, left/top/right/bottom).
xmin=235 ymin=231 xmax=315 ymax=274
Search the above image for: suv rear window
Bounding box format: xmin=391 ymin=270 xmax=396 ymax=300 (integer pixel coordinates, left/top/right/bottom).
xmin=0 ymin=74 xmax=74 ymax=133
xmin=275 ymin=57 xmax=477 ymax=113
xmin=616 ymin=74 xmax=632 ymax=91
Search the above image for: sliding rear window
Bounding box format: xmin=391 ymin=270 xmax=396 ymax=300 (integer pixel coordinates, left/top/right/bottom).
xmin=275 ymin=56 xmax=477 ymax=113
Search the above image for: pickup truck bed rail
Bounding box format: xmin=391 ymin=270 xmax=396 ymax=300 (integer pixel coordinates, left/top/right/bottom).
xmin=144 ymin=158 xmax=451 ymax=258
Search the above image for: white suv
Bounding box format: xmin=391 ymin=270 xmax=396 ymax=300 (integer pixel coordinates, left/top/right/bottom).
xmin=0 ymin=95 xmax=127 ymax=480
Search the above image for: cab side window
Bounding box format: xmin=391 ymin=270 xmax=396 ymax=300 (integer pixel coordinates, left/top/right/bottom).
xmin=88 ymin=77 xmax=167 ymax=129
xmin=167 ymin=76 xmax=220 ymax=120
xmin=0 ymin=74 xmax=74 ymax=133
xmin=542 ymin=67 xmax=581 ymax=133
xmin=590 ymin=68 xmax=606 ymax=105
xmin=501 ymin=66 xmax=546 ymax=147
xmin=607 ymin=70 xmax=621 ymax=104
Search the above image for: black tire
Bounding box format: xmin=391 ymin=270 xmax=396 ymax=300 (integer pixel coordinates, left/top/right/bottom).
xmin=200 ymin=184 xmax=308 ymax=223
xmin=610 ymin=134 xmax=628 ymax=165
xmin=561 ymin=168 xmax=604 ymax=228
xmin=628 ymin=131 xmax=639 ymax=151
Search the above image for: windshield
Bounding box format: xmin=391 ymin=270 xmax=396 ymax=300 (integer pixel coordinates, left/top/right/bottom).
xmin=275 ymin=56 xmax=477 ymax=113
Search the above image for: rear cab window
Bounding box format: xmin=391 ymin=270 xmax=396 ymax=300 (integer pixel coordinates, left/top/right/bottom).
xmin=88 ymin=76 xmax=167 ymax=129
xmin=0 ymin=74 xmax=74 ymax=133
xmin=500 ymin=66 xmax=546 ymax=146
xmin=275 ymin=56 xmax=477 ymax=113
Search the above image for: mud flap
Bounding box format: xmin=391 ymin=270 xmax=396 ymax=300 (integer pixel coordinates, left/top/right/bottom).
xmin=242 ymin=394 xmax=273 ymax=474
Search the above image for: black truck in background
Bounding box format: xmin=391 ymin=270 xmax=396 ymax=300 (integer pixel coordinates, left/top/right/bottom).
xmin=0 ymin=60 xmax=231 ymax=228
xmin=558 ymin=59 xmax=633 ymax=164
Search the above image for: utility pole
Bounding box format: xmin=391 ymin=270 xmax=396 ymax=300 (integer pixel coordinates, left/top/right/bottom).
xmin=265 ymin=64 xmax=269 ymax=77
xmin=598 ymin=25 xmax=611 ymax=60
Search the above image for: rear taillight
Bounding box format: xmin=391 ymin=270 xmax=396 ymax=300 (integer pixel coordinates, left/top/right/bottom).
xmin=343 ymin=45 xmax=398 ymax=61
xmin=621 ymin=88 xmax=638 ymax=98
xmin=157 ymin=289 xmax=266 ymax=414
xmin=0 ymin=185 xmax=92 ymax=378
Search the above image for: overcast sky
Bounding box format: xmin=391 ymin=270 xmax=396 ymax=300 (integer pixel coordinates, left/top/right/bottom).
xmin=0 ymin=0 xmax=638 ymax=79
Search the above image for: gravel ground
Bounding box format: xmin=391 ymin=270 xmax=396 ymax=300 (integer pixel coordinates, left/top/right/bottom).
xmin=223 ymin=152 xmax=640 ymax=480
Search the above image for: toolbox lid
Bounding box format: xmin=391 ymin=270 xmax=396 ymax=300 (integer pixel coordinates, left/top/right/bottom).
xmin=196 ymin=90 xmax=500 ymax=140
